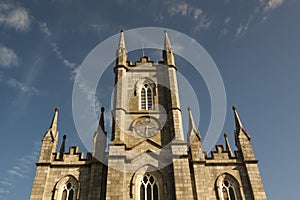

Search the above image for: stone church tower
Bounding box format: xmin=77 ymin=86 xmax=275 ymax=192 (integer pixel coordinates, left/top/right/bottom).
xmin=30 ymin=31 xmax=267 ymax=200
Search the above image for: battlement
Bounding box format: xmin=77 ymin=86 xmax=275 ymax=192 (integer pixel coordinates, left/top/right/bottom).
xmin=115 ymin=56 xmax=174 ymax=71
xmin=204 ymin=144 xmax=240 ymax=164
xmin=52 ymin=146 xmax=93 ymax=164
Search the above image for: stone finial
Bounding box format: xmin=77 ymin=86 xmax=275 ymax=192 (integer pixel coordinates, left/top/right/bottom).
xmin=59 ymin=135 xmax=66 ymax=159
xmin=116 ymin=30 xmax=127 ymax=57
xmin=232 ymin=106 xmax=251 ymax=140
xmin=163 ymin=30 xmax=175 ymax=66
xmin=116 ymin=30 xmax=128 ymax=66
xmin=164 ymin=30 xmax=172 ymax=51
xmin=99 ymin=107 xmax=105 ymax=133
xmin=232 ymin=105 xmax=243 ymax=131
xmin=187 ymin=106 xmax=201 ymax=141
xmin=224 ymin=133 xmax=233 ymax=156
xmin=50 ymin=107 xmax=59 ymax=131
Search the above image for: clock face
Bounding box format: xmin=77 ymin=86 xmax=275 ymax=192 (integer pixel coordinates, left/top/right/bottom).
xmin=133 ymin=117 xmax=159 ymax=138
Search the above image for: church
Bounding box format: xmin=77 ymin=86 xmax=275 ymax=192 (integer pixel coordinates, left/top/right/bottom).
xmin=30 ymin=31 xmax=267 ymax=200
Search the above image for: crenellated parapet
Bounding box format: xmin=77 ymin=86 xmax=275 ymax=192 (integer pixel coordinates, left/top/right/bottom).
xmin=53 ymin=146 xmax=93 ymax=163
xmin=204 ymin=144 xmax=239 ymax=164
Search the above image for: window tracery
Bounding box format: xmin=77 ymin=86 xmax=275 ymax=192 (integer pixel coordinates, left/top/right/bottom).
xmin=215 ymin=173 xmax=244 ymax=200
xmin=139 ymin=174 xmax=159 ymax=200
xmin=61 ymin=182 xmax=75 ymax=200
xmin=221 ymin=180 xmax=236 ymax=200
xmin=53 ymin=175 xmax=78 ymax=200
xmin=140 ymin=84 xmax=153 ymax=110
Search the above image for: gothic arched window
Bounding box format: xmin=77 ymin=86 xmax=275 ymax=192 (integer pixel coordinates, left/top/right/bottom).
xmin=53 ymin=175 xmax=79 ymax=200
xmin=139 ymin=174 xmax=159 ymax=200
xmin=215 ymin=173 xmax=244 ymax=200
xmin=140 ymin=84 xmax=153 ymax=110
xmin=61 ymin=182 xmax=75 ymax=200
xmin=221 ymin=180 xmax=236 ymax=200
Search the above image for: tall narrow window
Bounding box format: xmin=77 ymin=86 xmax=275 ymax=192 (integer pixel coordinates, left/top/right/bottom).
xmin=221 ymin=180 xmax=236 ymax=200
xmin=140 ymin=174 xmax=159 ymax=200
xmin=61 ymin=182 xmax=75 ymax=200
xmin=140 ymin=84 xmax=153 ymax=110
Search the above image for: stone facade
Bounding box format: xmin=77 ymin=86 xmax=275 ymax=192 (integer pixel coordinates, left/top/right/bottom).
xmin=30 ymin=31 xmax=267 ymax=200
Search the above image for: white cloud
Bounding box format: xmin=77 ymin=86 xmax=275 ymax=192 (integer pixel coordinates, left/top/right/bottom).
xmin=194 ymin=15 xmax=212 ymax=32
xmin=220 ymin=17 xmax=231 ymax=36
xmin=220 ymin=28 xmax=229 ymax=35
xmin=265 ymin=0 xmax=285 ymax=10
xmin=90 ymin=24 xmax=107 ymax=34
xmin=168 ymin=2 xmax=191 ymax=16
xmin=0 ymin=142 xmax=40 ymax=199
xmin=235 ymin=23 xmax=249 ymax=37
xmin=0 ymin=46 xmax=19 ymax=68
xmin=0 ymin=180 xmax=12 ymax=187
xmin=0 ymin=188 xmax=10 ymax=194
xmin=154 ymin=14 xmax=164 ymax=23
xmin=7 ymin=169 xmax=26 ymax=178
xmin=38 ymin=22 xmax=77 ymax=69
xmin=6 ymin=78 xmax=39 ymax=96
xmin=166 ymin=1 xmax=212 ymax=32
xmin=193 ymin=8 xmax=203 ymax=20
xmin=225 ymin=17 xmax=231 ymax=25
xmin=38 ymin=21 xmax=51 ymax=37
xmin=0 ymin=3 xmax=30 ymax=31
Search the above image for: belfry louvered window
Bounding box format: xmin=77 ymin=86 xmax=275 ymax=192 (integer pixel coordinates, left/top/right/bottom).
xmin=221 ymin=180 xmax=236 ymax=200
xmin=139 ymin=174 xmax=159 ymax=200
xmin=140 ymin=84 xmax=153 ymax=110
xmin=61 ymin=182 xmax=75 ymax=200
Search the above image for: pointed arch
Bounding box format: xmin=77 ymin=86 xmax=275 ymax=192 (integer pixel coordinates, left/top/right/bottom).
xmin=134 ymin=78 xmax=156 ymax=110
xmin=52 ymin=175 xmax=79 ymax=200
xmin=129 ymin=165 xmax=165 ymax=200
xmin=215 ymin=173 xmax=244 ymax=200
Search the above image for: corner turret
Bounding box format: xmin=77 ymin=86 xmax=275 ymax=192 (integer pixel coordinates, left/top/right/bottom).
xmin=93 ymin=107 xmax=107 ymax=161
xmin=232 ymin=106 xmax=255 ymax=161
xmin=59 ymin=135 xmax=66 ymax=159
xmin=38 ymin=107 xmax=59 ymax=162
xmin=224 ymin=133 xmax=233 ymax=157
xmin=187 ymin=107 xmax=204 ymax=161
xmin=163 ymin=30 xmax=175 ymax=67
xmin=116 ymin=30 xmax=128 ymax=67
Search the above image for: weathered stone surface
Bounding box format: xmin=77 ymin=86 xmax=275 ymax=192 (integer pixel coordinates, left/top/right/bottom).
xmin=30 ymin=31 xmax=267 ymax=200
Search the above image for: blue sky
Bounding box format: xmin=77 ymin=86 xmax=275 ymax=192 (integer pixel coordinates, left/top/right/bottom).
xmin=0 ymin=0 xmax=299 ymax=199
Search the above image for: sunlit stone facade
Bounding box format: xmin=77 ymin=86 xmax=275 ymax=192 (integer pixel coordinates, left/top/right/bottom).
xmin=30 ymin=31 xmax=267 ymax=200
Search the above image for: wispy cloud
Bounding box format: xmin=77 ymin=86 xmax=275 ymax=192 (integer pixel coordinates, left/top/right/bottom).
xmin=194 ymin=15 xmax=212 ymax=32
xmin=0 ymin=188 xmax=10 ymax=194
xmin=167 ymin=1 xmax=193 ymax=17
xmin=166 ymin=0 xmax=212 ymax=32
xmin=0 ymin=45 xmax=19 ymax=68
xmin=264 ymin=0 xmax=286 ymax=11
xmin=235 ymin=23 xmax=249 ymax=38
xmin=220 ymin=17 xmax=232 ymax=36
xmin=38 ymin=21 xmax=77 ymax=69
xmin=234 ymin=11 xmax=258 ymax=38
xmin=0 ymin=179 xmax=12 ymax=187
xmin=219 ymin=0 xmax=288 ymax=38
xmin=0 ymin=3 xmax=30 ymax=31
xmin=90 ymin=23 xmax=108 ymax=35
xmin=7 ymin=169 xmax=26 ymax=178
xmin=0 ymin=142 xmax=40 ymax=199
xmin=225 ymin=17 xmax=231 ymax=25
xmin=6 ymin=78 xmax=39 ymax=96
